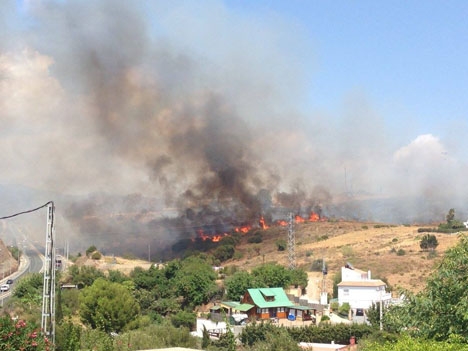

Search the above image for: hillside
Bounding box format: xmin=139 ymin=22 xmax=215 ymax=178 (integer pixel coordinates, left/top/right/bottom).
xmin=74 ymin=220 xmax=461 ymax=296
xmin=224 ymin=220 xmax=460 ymax=294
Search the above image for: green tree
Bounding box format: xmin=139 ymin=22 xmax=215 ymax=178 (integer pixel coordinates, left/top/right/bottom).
xmin=289 ymin=268 xmax=308 ymax=288
xmin=68 ymin=265 xmax=105 ymax=287
xmin=173 ymin=256 xmax=217 ymax=308
xmin=85 ymin=245 xmax=97 ymax=257
xmin=202 ymin=325 xmax=211 ymax=349
xmin=385 ymin=234 xmax=468 ymax=341
xmin=79 ymin=278 xmax=140 ymax=333
xmin=251 ymin=263 xmax=292 ymax=288
xmin=170 ymin=310 xmax=196 ymax=329
xmin=225 ymin=271 xmax=256 ymax=300
xmin=446 ymin=208 xmax=455 ymax=223
xmin=213 ymin=244 xmax=235 ymax=262
xmin=55 ymin=320 xmax=82 ymax=351
xmin=420 ymin=234 xmax=439 ymax=251
xmin=12 ymin=273 xmax=43 ymax=311
xmin=361 ymin=334 xmax=468 ymax=351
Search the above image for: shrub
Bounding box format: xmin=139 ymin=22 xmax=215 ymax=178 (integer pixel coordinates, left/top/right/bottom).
xmin=420 ymin=234 xmax=439 ymax=251
xmin=311 ymin=259 xmax=325 ymax=272
xmin=170 ymin=310 xmax=196 ymax=330
xmin=248 ymin=233 xmax=263 ymax=243
xmin=91 ymin=251 xmax=102 ymax=260
xmin=396 ymin=249 xmax=406 ymax=256
xmin=213 ymin=245 xmax=235 ymax=262
xmin=0 ymin=316 xmax=50 ymax=350
xmin=276 ymin=239 xmax=287 ymax=251
xmin=338 ymin=302 xmax=350 ymax=318
xmin=86 ymin=245 xmax=97 ymax=257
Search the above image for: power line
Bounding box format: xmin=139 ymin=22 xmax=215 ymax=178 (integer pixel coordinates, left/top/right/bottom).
xmin=0 ymin=201 xmax=54 ymax=220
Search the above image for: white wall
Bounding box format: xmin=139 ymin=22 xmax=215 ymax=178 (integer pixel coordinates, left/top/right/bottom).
xmin=341 ymin=267 xmax=370 ymax=281
xmin=338 ymin=285 xmax=391 ymax=309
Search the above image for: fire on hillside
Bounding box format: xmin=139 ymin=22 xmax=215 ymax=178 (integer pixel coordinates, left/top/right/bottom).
xmin=192 ymin=211 xmax=327 ymax=243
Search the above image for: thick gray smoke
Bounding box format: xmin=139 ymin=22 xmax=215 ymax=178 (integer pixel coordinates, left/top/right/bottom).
xmin=1 ymin=0 xmax=467 ymax=256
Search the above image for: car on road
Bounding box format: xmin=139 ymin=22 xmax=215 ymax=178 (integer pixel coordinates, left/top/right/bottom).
xmin=0 ymin=284 xmax=10 ymax=292
xmin=6 ymin=279 xmax=13 ymax=285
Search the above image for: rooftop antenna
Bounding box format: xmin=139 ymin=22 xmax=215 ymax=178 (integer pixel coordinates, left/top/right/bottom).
xmin=287 ymin=212 xmax=296 ymax=269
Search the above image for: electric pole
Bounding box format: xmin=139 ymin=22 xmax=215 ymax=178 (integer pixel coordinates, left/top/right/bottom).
xmin=288 ymin=212 xmax=296 ymax=269
xmin=41 ymin=202 xmax=56 ymax=346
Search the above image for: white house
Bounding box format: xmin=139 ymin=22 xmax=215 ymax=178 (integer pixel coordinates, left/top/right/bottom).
xmin=337 ymin=265 xmax=392 ymax=310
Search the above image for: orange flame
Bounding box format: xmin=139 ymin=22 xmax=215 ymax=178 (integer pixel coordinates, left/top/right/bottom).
xmin=277 ymin=220 xmax=288 ymax=226
xmin=194 ymin=229 xmax=229 ymax=242
xmin=309 ymin=212 xmax=320 ymax=222
xmin=295 ymin=215 xmax=305 ymax=223
xmin=235 ymin=225 xmax=251 ymax=234
xmin=259 ymin=216 xmax=269 ymax=229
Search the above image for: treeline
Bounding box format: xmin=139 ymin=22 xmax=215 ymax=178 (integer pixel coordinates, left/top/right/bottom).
xmin=1 ymin=250 xmax=310 ymax=350
xmin=418 ymin=208 xmax=467 ymax=234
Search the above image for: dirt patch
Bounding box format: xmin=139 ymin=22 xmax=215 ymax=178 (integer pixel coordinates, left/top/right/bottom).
xmin=74 ymin=255 xmax=153 ymax=275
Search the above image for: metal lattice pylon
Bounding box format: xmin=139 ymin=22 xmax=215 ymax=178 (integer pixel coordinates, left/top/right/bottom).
xmin=41 ymin=202 xmax=56 ymax=345
xmin=288 ymin=212 xmax=296 ymax=269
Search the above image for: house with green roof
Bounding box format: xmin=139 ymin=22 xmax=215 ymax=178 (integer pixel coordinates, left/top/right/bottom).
xmin=241 ymin=287 xmax=296 ymax=320
xmin=219 ymin=287 xmax=317 ymax=322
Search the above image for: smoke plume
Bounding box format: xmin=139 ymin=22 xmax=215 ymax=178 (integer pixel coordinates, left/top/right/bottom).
xmin=1 ymin=0 xmax=467 ymax=256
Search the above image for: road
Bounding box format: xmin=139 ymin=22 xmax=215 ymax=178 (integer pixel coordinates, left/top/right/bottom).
xmin=0 ymin=242 xmax=44 ymax=304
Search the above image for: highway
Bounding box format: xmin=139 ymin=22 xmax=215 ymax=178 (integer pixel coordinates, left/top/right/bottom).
xmin=0 ymin=241 xmax=45 ymax=303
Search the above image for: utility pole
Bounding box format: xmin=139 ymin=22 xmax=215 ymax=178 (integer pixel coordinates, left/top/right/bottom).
xmin=41 ymin=202 xmax=56 ymax=347
xmin=379 ymin=288 xmax=383 ymax=331
xmin=288 ymin=212 xmax=296 ymax=269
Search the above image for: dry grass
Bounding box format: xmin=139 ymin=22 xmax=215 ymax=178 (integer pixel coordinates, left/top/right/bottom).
xmin=73 ymin=220 xmax=461 ymax=296
xmin=227 ymin=221 xmax=461 ymax=294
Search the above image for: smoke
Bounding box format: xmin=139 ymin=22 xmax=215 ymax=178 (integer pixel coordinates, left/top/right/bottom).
xmin=1 ymin=0 xmax=467 ymax=256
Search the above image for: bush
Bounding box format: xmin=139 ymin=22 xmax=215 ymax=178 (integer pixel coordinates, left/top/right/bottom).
xmin=0 ymin=316 xmax=50 ymax=350
xmin=170 ymin=310 xmax=196 ymax=330
xmin=311 ymin=259 xmax=325 ymax=272
xmin=420 ymin=234 xmax=439 ymax=251
xmin=396 ymin=249 xmax=406 ymax=256
xmin=276 ymin=239 xmax=287 ymax=251
xmin=91 ymin=251 xmax=102 ymax=260
xmin=338 ymin=302 xmax=350 ymax=318
xmin=248 ymin=233 xmax=263 ymax=243
xmin=213 ymin=244 xmax=235 ymax=262
xmin=86 ymin=245 xmax=97 ymax=257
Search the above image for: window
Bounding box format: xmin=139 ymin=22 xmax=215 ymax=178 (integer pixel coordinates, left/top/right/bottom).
xmin=278 ymin=307 xmax=285 ymax=312
xmin=344 ymin=289 xmax=349 ymax=296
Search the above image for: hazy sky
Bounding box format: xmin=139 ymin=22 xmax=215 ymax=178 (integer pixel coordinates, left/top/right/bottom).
xmin=2 ymin=0 xmax=467 ymax=218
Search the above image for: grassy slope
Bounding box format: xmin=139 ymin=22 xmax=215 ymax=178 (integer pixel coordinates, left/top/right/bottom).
xmin=224 ymin=220 xmax=460 ymax=294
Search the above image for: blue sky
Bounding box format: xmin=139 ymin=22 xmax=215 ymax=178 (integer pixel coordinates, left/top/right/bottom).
xmin=224 ymin=1 xmax=468 ymax=139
